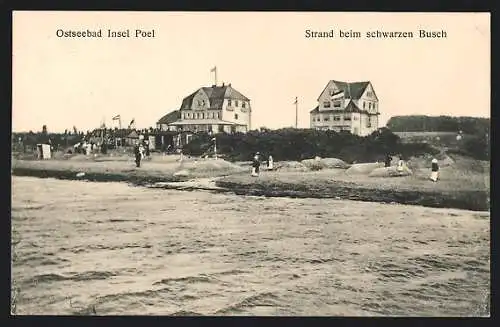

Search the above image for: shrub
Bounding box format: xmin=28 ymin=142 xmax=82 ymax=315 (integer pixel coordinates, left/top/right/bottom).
xmin=181 ymin=128 xmax=439 ymax=163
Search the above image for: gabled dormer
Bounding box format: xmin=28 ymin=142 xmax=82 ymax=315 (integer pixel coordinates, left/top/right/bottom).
xmin=317 ymin=80 xmax=348 ymax=111
xmin=191 ymin=89 xmax=210 ymax=110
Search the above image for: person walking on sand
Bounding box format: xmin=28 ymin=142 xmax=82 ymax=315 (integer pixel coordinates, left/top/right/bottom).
xmin=267 ymin=155 xmax=274 ymax=170
xmin=134 ymin=145 xmax=142 ymax=168
xmin=251 ymin=152 xmax=261 ymax=177
xmin=430 ymin=158 xmax=439 ymax=182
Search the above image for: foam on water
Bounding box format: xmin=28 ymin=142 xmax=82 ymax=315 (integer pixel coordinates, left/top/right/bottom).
xmin=11 ymin=176 xmax=490 ymax=316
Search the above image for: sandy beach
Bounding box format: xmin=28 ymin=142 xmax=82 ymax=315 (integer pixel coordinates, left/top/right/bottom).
xmin=11 ymin=152 xmax=489 ymax=211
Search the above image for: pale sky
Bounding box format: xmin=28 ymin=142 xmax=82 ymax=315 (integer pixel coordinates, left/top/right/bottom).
xmin=12 ymin=11 xmax=490 ymax=133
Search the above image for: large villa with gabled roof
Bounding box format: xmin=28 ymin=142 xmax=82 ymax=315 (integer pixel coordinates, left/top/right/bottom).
xmin=310 ymin=80 xmax=380 ymax=136
xmin=157 ymin=83 xmax=252 ymax=134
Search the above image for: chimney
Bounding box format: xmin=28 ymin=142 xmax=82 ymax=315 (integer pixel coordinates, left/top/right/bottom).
xmin=211 ymin=84 xmax=216 ymax=88
xmin=222 ymin=82 xmax=225 ymax=86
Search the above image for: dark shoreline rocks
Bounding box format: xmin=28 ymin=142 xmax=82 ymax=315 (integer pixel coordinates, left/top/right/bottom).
xmin=215 ymin=180 xmax=489 ymax=212
xmin=11 ymin=167 xmax=183 ymax=185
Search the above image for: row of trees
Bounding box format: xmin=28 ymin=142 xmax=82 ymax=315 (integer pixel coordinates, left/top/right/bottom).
xmin=386 ymin=115 xmax=490 ymax=136
xmin=13 ymin=119 xmax=490 ymax=161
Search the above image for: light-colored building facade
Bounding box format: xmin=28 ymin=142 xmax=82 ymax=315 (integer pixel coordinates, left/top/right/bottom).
xmin=310 ymin=80 xmax=380 ymax=136
xmin=157 ymin=83 xmax=252 ymax=134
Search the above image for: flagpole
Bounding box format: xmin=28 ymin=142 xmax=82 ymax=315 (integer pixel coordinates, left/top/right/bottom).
xmin=214 ymin=137 xmax=217 ymax=160
xmin=295 ymin=97 xmax=298 ymax=129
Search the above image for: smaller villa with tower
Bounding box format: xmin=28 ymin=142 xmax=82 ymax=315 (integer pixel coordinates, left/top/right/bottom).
xmin=310 ymin=80 xmax=380 ymax=136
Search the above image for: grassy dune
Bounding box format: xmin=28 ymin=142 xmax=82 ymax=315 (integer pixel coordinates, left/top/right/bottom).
xmin=216 ymin=159 xmax=489 ymax=211
xmin=11 ymin=154 xmax=247 ymax=185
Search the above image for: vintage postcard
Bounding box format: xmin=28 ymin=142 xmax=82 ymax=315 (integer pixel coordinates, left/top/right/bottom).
xmin=11 ymin=11 xmax=490 ymax=316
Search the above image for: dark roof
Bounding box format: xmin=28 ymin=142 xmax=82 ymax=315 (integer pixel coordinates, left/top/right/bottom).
xmin=157 ymin=110 xmax=181 ymax=124
xmin=310 ymin=106 xmax=319 ymax=113
xmin=180 ymin=84 xmax=250 ymax=110
xmin=318 ymin=80 xmax=371 ymax=100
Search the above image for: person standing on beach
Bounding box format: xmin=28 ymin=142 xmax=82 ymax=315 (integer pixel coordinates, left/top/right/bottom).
xmin=144 ymin=140 xmax=150 ymax=157
xmin=397 ymin=156 xmax=405 ymax=174
xmin=384 ymin=154 xmax=392 ymax=168
xmin=267 ymin=155 xmax=274 ymax=170
xmin=251 ymin=152 xmax=261 ymax=177
xmin=430 ymin=158 xmax=439 ymax=182
xmin=138 ymin=143 xmax=145 ymax=160
xmin=134 ymin=145 xmax=142 ymax=168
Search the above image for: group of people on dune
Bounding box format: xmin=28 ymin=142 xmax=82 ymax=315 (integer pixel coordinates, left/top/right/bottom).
xmin=251 ymin=152 xmax=273 ymax=177
xmin=385 ymin=154 xmax=439 ymax=182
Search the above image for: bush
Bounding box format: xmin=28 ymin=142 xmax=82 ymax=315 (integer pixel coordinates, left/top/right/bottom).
xmin=181 ymin=128 xmax=439 ymax=163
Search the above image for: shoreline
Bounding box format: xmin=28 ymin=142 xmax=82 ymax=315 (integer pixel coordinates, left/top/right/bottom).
xmin=11 ymin=159 xmax=489 ymax=212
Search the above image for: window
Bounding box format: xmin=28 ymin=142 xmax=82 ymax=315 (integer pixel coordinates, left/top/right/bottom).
xmin=333 ymin=115 xmax=341 ymax=121
xmin=217 ymin=112 xmax=220 ymax=119
xmin=367 ymin=91 xmax=373 ymax=97
xmin=234 ymin=113 xmax=238 ymax=120
xmin=344 ymin=115 xmax=351 ymax=121
xmin=323 ymin=116 xmax=330 ymax=121
xmin=369 ymin=103 xmax=372 ymax=109
xmin=323 ymin=101 xmax=331 ymax=108
xmin=228 ymin=100 xmax=232 ymax=106
xmin=373 ymin=103 xmax=377 ymax=110
xmin=242 ymin=102 xmax=246 ymax=108
xmin=235 ymin=100 xmax=239 ymax=107
xmin=363 ymin=102 xmax=366 ymax=109
xmin=201 ymin=113 xmax=205 ymax=119
xmin=353 ymin=115 xmax=358 ymax=121
xmin=333 ymin=101 xmax=341 ymax=108
xmin=218 ymin=124 xmax=224 ymax=132
xmin=187 ymin=112 xmax=191 ymax=118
